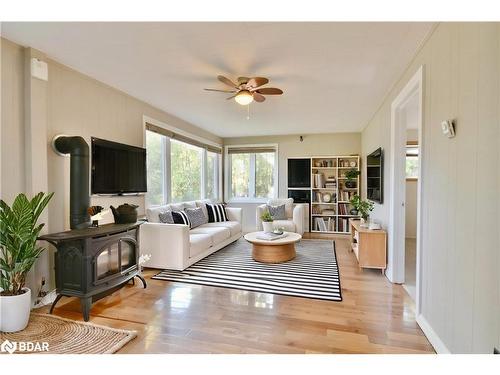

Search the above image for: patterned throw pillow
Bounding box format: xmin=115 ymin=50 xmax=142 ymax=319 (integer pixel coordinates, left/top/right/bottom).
xmin=206 ymin=203 xmax=228 ymax=223
xmin=267 ymin=204 xmax=287 ymax=220
xmin=171 ymin=211 xmax=191 ymax=227
xmin=185 ymin=207 xmax=208 ymax=229
xmin=158 ymin=210 xmax=174 ymax=224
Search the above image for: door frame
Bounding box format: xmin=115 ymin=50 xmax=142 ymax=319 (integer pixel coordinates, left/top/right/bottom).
xmin=388 ymin=65 xmax=424 ymax=314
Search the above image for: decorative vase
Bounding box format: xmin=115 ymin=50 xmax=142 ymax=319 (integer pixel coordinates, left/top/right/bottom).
xmin=350 ymin=208 xmax=358 ymax=215
xmin=345 ymin=180 xmax=356 ymax=188
xmin=0 ymin=287 xmax=31 ymax=332
xmin=262 ymin=221 xmax=274 ymax=233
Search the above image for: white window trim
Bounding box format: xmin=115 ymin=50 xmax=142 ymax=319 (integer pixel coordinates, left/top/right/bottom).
xmin=224 ymin=143 xmax=279 ymax=203
xmin=143 ymin=116 xmax=223 ymax=206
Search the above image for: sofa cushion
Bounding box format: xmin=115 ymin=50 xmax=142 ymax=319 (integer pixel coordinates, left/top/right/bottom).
xmin=146 ymin=205 xmax=170 ymax=223
xmin=191 ymin=226 xmax=231 ymax=244
xmin=189 ymin=233 xmax=212 ymax=258
xmin=206 ymin=203 xmax=228 ymax=222
xmin=169 ymin=202 xmax=186 ymax=211
xmin=185 ymin=207 xmax=208 ymax=229
xmin=158 ymin=210 xmax=174 ymax=224
xmin=184 ymin=201 xmax=197 ymax=209
xmin=195 ymin=199 xmax=212 ymax=220
xmin=272 ymin=219 xmax=296 ymax=232
xmin=267 ymin=198 xmax=294 ymax=218
xmin=202 ymin=221 xmax=241 ymax=237
xmin=172 ymin=211 xmax=191 ymax=226
xmin=267 ymin=204 xmax=287 ymax=220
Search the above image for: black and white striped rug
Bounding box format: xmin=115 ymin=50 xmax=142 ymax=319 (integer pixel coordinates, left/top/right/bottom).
xmin=152 ymin=238 xmax=342 ymax=301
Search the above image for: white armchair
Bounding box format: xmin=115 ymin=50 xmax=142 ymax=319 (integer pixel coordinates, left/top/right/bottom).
xmin=256 ymin=198 xmax=308 ymax=235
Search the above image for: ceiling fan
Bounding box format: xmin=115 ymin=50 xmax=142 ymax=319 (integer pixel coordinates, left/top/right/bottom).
xmin=204 ymin=75 xmax=283 ymax=105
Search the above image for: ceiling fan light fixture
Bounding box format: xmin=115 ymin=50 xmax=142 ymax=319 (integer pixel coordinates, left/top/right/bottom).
xmin=234 ymin=90 xmax=254 ymax=105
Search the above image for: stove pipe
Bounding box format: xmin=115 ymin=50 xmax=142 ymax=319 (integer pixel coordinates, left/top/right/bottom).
xmin=52 ymin=135 xmax=90 ymax=229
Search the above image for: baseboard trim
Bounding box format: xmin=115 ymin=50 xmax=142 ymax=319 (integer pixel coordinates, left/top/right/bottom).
xmin=416 ymin=314 xmax=450 ymax=353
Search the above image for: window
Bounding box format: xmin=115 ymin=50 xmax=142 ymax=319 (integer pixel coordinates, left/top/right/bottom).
xmin=206 ymin=151 xmax=219 ymax=201
xmin=406 ymin=144 xmax=419 ymax=179
xmin=170 ymin=139 xmax=202 ymax=202
xmin=226 ymin=146 xmax=277 ymax=201
xmin=145 ymin=123 xmax=221 ymax=206
xmin=145 ymin=130 xmax=166 ymax=206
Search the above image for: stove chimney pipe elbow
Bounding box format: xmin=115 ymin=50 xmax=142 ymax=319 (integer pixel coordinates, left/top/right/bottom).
xmin=52 ymin=135 xmax=90 ymax=229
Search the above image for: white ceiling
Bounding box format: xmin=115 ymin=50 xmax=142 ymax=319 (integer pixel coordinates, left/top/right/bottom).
xmin=1 ymin=22 xmax=434 ymax=138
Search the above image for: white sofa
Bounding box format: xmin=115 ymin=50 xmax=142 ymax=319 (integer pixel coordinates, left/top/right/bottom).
xmin=256 ymin=198 xmax=308 ymax=235
xmin=141 ymin=199 xmax=242 ymax=270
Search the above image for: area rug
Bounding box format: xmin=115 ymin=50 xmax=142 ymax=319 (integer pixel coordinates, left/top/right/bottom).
xmin=153 ymin=238 xmax=342 ymax=301
xmin=0 ymin=313 xmax=137 ymax=354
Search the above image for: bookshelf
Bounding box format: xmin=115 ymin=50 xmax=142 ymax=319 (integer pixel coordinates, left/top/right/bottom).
xmin=310 ymin=155 xmax=360 ymax=234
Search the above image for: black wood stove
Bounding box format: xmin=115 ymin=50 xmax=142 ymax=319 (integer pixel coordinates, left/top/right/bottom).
xmin=39 ymin=221 xmax=146 ymax=321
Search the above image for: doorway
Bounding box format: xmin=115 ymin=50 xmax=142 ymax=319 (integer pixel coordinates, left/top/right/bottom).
xmin=388 ymin=66 xmax=423 ymax=313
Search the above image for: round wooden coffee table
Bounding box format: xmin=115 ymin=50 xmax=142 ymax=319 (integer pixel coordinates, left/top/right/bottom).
xmin=244 ymin=231 xmax=302 ymax=263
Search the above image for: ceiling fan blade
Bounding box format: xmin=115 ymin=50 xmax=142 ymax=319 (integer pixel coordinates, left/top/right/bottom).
xmin=226 ymin=94 xmax=238 ymax=100
xmin=253 ymin=92 xmax=266 ymax=102
xmin=247 ymin=77 xmax=269 ymax=88
xmin=237 ymin=77 xmax=250 ymax=85
xmin=255 ymin=87 xmax=283 ymax=95
xmin=217 ymin=75 xmax=238 ymax=88
xmin=204 ymin=88 xmax=237 ymax=93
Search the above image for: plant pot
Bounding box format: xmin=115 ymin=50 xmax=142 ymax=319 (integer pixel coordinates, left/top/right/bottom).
xmin=0 ymin=287 xmax=31 ymax=332
xmin=345 ymin=180 xmax=356 ymax=189
xmin=262 ymin=221 xmax=274 ymax=233
xmin=350 ymin=208 xmax=359 ymax=215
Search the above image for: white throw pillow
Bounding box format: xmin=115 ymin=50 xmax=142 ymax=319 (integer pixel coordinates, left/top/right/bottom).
xmin=146 ymin=205 xmax=170 ymax=223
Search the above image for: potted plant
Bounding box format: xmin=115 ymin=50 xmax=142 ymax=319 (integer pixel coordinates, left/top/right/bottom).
xmin=358 ymin=200 xmax=374 ymax=222
xmin=0 ymin=192 xmax=54 ymax=332
xmin=344 ymin=168 xmax=360 ymax=188
xmin=350 ymin=194 xmax=374 ymax=224
xmin=260 ymin=209 xmax=274 ymax=233
xmin=349 ymin=194 xmax=361 ymax=215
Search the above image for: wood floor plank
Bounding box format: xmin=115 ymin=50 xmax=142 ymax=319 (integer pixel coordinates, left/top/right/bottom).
xmin=36 ymin=235 xmax=435 ymax=353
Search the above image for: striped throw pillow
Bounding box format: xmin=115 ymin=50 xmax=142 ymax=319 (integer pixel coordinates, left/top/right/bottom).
xmin=206 ymin=203 xmax=228 ymax=223
xmin=171 ymin=211 xmax=191 ymax=227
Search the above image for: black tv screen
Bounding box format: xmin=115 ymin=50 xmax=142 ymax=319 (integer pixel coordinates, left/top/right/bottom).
xmin=288 ymin=158 xmax=311 ymax=188
xmin=91 ymin=137 xmax=147 ymax=194
xmin=366 ymin=147 xmax=383 ymax=203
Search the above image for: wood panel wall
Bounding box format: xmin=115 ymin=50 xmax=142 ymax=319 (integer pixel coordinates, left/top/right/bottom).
xmin=361 ymin=23 xmax=500 ymax=353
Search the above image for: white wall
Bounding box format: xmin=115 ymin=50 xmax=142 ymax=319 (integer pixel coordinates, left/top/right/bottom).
xmin=361 ymin=23 xmax=500 ymax=353
xmin=1 ymin=37 xmax=223 ymax=294
xmin=224 ymin=133 xmax=361 ymax=231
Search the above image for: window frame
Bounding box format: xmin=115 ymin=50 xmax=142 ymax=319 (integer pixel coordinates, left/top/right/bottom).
xmin=405 ymin=142 xmax=419 ymax=180
xmin=224 ymin=144 xmax=279 ymax=203
xmin=143 ymin=116 xmax=222 ymax=206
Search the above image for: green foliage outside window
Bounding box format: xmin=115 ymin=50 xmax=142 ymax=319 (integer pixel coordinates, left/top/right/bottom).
xmin=171 ymin=139 xmax=202 ymax=202
xmin=146 ymin=131 xmax=164 ymax=206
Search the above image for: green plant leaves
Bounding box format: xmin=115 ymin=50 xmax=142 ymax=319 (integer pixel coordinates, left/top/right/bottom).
xmin=0 ymin=192 xmax=53 ymax=295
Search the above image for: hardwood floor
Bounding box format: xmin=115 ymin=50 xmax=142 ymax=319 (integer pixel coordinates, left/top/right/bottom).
xmin=37 ymin=234 xmax=435 ymax=353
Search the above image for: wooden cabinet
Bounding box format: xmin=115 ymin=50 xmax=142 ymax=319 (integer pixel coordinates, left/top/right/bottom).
xmin=349 ymin=218 xmax=387 ymax=273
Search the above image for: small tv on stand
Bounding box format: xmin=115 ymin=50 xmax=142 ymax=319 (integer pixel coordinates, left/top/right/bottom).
xmin=367 ymin=147 xmax=383 ymax=204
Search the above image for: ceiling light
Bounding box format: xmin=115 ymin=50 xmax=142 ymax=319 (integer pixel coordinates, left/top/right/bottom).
xmin=234 ymin=90 xmax=254 ymax=106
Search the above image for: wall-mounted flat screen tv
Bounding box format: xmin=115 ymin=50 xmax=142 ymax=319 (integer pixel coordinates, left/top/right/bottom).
xmin=91 ymin=137 xmax=147 ymax=194
xmin=366 ymin=147 xmax=383 ymax=203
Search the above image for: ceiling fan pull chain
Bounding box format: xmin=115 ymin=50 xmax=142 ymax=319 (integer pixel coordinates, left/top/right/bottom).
xmin=247 ymin=104 xmax=250 ymax=120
